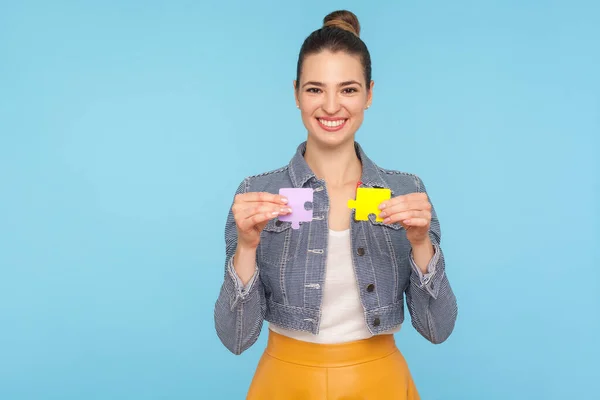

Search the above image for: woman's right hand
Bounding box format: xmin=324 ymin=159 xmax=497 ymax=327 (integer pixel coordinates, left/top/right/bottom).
xmin=232 ymin=192 xmax=291 ymax=250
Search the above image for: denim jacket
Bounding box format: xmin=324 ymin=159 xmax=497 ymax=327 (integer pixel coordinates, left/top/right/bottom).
xmin=214 ymin=142 xmax=458 ymax=355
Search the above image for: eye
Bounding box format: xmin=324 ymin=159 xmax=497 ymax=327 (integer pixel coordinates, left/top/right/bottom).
xmin=306 ymin=87 xmax=322 ymax=93
xmin=342 ymin=87 xmax=359 ymax=94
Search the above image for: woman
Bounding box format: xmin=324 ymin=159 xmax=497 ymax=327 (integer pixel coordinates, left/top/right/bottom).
xmin=214 ymin=10 xmax=458 ymax=399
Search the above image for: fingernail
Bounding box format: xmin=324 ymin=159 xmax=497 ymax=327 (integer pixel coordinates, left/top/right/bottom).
xmin=379 ymin=203 xmax=387 ymax=210
xmin=383 ymin=218 xmax=390 ymax=224
xmin=403 ymin=219 xmax=410 ymax=224
xmin=281 ymin=207 xmax=291 ymax=214
xmin=281 ymin=197 xmax=288 ymax=204
xmin=272 ymin=211 xmax=280 ymax=216
xmin=379 ymin=211 xmax=387 ymax=218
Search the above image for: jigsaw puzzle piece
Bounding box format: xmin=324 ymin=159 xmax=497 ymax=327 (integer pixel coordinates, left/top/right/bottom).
xmin=347 ymin=188 xmax=391 ymax=222
xmin=278 ymin=188 xmax=314 ymax=229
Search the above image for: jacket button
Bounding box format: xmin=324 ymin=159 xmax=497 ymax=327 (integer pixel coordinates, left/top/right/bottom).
xmin=373 ymin=317 xmax=381 ymax=327
xmin=366 ymin=283 xmax=375 ymax=292
xmin=357 ymin=247 xmax=365 ymax=256
xmin=275 ymin=220 xmax=282 ymax=227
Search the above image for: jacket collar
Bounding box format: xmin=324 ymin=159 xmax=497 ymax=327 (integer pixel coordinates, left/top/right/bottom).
xmin=288 ymin=141 xmax=387 ymax=189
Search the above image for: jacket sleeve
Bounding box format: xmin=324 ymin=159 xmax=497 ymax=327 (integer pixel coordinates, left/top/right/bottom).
xmin=404 ymin=175 xmax=458 ymax=344
xmin=213 ymin=179 xmax=266 ymax=355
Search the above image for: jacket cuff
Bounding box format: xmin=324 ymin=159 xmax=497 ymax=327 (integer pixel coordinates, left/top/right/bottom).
xmin=409 ymin=242 xmax=441 ymax=298
xmin=225 ymin=256 xmax=259 ymax=310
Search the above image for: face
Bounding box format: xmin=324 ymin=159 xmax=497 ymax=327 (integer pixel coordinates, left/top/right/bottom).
xmin=294 ymin=50 xmax=373 ymax=148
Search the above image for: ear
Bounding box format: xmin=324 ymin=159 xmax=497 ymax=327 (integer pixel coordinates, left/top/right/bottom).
xmin=293 ymin=80 xmax=300 ymax=108
xmin=366 ymin=80 xmax=374 ymax=108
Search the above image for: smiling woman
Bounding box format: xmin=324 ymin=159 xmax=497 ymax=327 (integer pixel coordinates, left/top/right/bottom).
xmin=213 ymin=9 xmax=458 ymax=399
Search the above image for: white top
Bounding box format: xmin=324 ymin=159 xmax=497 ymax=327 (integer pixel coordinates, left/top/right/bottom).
xmin=269 ymin=229 xmax=401 ymax=344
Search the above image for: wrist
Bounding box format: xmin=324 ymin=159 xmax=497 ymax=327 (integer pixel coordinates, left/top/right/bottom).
xmin=410 ymin=236 xmax=432 ymax=249
xmin=234 ymin=244 xmax=257 ymax=263
xmin=410 ymin=237 xmax=434 ymax=275
xmin=237 ymin=240 xmax=258 ymax=253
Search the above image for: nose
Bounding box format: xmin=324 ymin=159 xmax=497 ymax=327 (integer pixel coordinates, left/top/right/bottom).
xmin=322 ymin=92 xmax=341 ymax=114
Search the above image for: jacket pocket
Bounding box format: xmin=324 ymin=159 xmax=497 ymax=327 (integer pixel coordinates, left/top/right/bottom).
xmin=259 ymin=218 xmax=297 ymax=266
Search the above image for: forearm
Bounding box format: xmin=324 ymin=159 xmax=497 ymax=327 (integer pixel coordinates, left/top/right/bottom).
xmin=410 ymin=237 xmax=435 ymax=275
xmin=214 ymin=179 xmax=266 ymax=355
xmin=404 ymin=175 xmax=458 ymax=343
xmin=233 ymin=245 xmax=258 ymax=286
xmin=407 ymin=275 xmax=457 ymax=344
xmin=214 ymin=253 xmax=265 ymax=355
xmin=406 ymin=247 xmax=458 ymax=344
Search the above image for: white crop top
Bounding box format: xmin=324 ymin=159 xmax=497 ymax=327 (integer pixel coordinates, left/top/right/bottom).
xmin=269 ymin=229 xmax=401 ymax=343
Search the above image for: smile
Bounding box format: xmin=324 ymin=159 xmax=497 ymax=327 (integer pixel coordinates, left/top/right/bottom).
xmin=317 ymin=118 xmax=348 ymax=132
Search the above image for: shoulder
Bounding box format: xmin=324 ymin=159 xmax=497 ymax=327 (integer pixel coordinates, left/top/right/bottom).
xmin=247 ymin=165 xmax=289 ymax=180
xmin=236 ymin=165 xmax=292 ymax=193
xmin=376 ymin=165 xmax=427 ymax=193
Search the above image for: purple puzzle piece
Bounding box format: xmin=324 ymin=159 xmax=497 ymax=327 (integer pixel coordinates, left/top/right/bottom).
xmin=278 ymin=188 xmax=314 ymax=229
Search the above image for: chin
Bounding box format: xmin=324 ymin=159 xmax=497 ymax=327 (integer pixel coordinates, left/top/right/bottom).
xmin=308 ymin=129 xmax=355 ymax=149
xmin=308 ymin=119 xmax=356 ymax=146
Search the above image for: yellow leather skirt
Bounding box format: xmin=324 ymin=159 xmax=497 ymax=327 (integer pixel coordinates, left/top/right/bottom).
xmin=247 ymin=329 xmax=420 ymax=399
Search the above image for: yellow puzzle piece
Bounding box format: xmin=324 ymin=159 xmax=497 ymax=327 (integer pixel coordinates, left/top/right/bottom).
xmin=347 ymin=188 xmax=392 ymax=222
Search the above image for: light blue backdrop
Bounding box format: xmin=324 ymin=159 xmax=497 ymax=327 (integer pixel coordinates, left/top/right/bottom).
xmin=1 ymin=1 xmax=598 ymax=399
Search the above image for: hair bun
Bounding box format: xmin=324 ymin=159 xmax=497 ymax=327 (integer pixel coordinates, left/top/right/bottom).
xmin=323 ymin=10 xmax=360 ymax=37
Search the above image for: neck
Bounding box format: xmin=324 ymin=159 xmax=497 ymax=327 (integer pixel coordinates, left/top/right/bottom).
xmin=304 ymin=137 xmax=362 ymax=188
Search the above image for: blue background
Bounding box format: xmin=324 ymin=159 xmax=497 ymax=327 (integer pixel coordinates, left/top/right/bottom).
xmin=1 ymin=1 xmax=598 ymax=399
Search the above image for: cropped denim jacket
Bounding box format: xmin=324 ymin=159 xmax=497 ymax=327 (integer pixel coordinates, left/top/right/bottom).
xmin=214 ymin=142 xmax=458 ymax=355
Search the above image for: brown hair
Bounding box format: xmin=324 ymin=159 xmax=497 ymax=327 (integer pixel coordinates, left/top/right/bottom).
xmin=296 ymin=10 xmax=371 ymax=90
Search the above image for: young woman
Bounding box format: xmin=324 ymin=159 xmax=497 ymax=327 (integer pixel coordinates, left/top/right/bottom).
xmin=214 ymin=10 xmax=458 ymax=399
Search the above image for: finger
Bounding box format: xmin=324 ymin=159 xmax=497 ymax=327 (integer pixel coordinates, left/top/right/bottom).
xmin=379 ymin=193 xmax=428 ymax=210
xmin=382 ymin=210 xmax=427 ymax=224
xmin=233 ymin=201 xmax=289 ymax=215
xmin=379 ymin=200 xmax=429 ymax=217
xmin=238 ymin=210 xmax=281 ymax=232
xmin=236 ymin=192 xmax=288 ymax=205
xmin=236 ymin=204 xmax=292 ymax=221
xmin=402 ymin=218 xmax=430 ymax=227
xmin=382 ymin=210 xmax=430 ymax=225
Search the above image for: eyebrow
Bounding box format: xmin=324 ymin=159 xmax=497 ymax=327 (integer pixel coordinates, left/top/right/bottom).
xmin=302 ymin=80 xmax=363 ymax=88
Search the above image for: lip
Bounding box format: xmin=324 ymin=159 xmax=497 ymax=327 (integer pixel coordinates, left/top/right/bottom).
xmin=316 ymin=117 xmax=348 ymax=132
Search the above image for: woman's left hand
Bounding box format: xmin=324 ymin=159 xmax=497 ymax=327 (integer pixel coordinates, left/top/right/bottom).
xmin=378 ymin=193 xmax=432 ymax=245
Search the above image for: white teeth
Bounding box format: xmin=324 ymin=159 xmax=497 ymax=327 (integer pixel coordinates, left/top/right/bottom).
xmin=319 ymin=119 xmax=346 ymax=128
